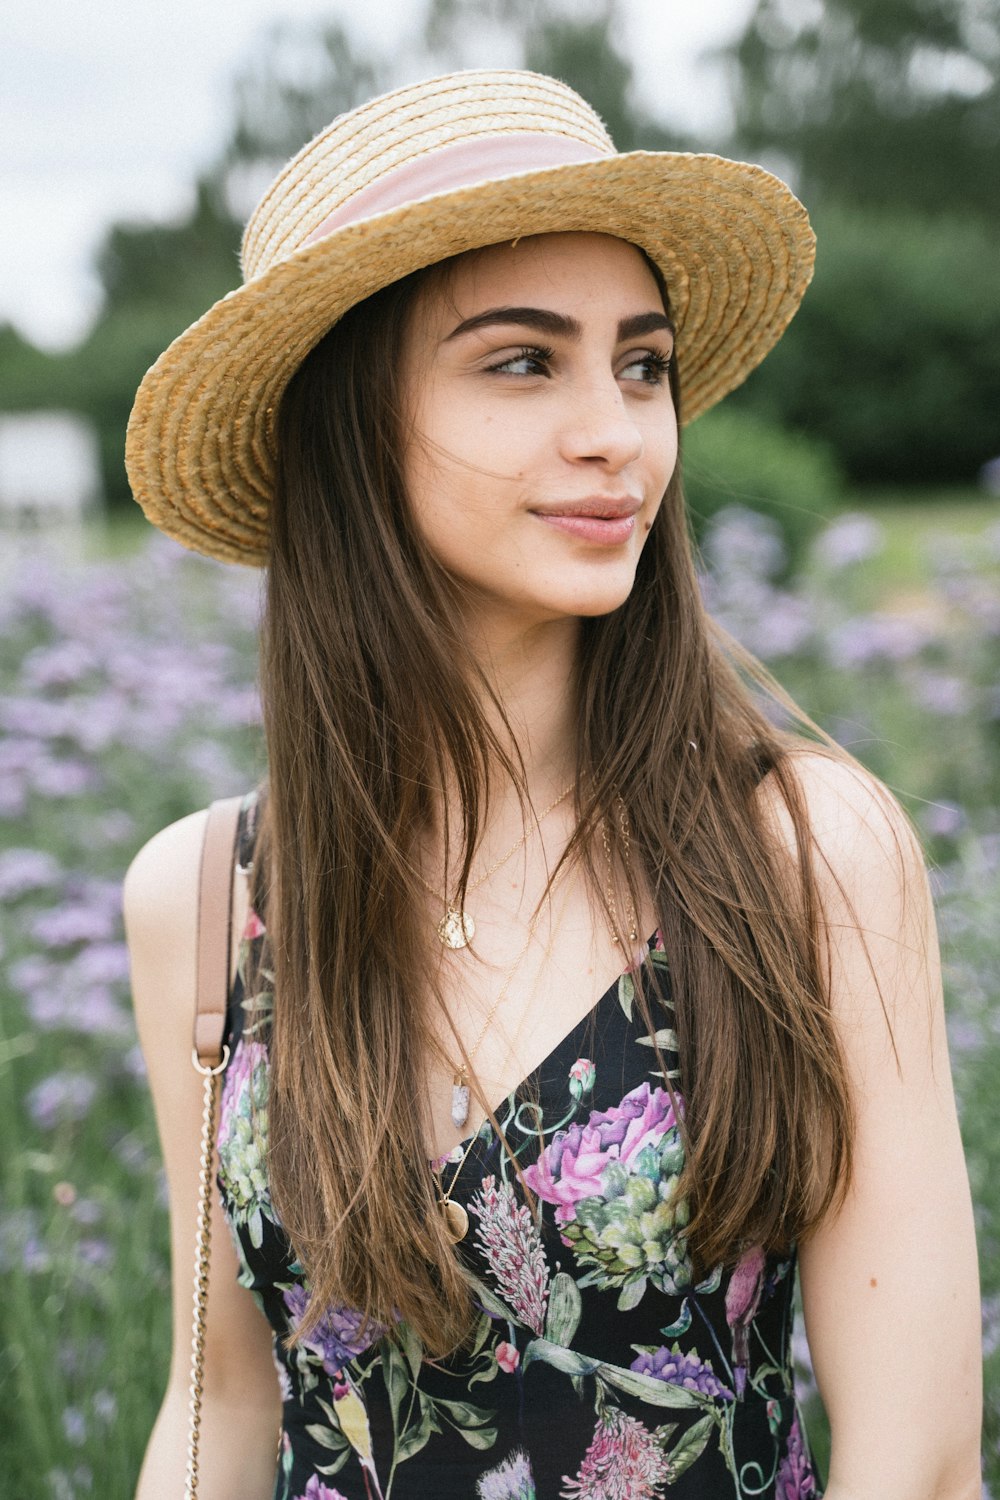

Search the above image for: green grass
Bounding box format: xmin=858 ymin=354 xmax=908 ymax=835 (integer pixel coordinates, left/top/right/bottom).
xmin=835 ymin=487 xmax=997 ymax=607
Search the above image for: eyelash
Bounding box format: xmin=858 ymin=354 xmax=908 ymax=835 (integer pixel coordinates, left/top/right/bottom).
xmin=487 ymin=345 xmax=673 ymax=385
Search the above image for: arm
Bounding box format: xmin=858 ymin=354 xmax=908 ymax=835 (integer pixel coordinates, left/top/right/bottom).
xmin=124 ymin=810 xmax=281 ymax=1499
xmin=765 ymin=755 xmax=982 ymax=1500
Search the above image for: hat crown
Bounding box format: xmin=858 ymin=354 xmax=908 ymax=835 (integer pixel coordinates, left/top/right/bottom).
xmin=241 ymin=69 xmax=616 ymax=282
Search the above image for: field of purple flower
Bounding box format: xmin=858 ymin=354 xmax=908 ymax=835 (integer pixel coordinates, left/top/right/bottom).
xmin=1 ymin=510 xmax=997 ymax=1497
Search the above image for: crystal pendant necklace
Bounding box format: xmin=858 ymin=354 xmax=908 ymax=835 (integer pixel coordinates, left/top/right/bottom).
xmin=415 ymin=781 xmax=573 ymax=950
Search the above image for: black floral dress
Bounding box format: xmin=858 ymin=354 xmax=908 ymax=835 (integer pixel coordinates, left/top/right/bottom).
xmin=216 ymin=792 xmax=821 ymax=1499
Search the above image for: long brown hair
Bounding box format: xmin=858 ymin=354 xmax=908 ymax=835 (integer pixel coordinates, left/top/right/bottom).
xmin=253 ymin=251 xmax=854 ymax=1355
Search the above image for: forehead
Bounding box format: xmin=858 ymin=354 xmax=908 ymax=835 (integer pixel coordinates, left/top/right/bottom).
xmin=417 ymin=232 xmax=665 ymax=323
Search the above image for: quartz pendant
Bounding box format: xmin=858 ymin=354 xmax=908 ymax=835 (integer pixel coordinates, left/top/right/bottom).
xmin=450 ymin=1082 xmax=470 ymax=1129
xmin=441 ymin=1198 xmax=469 ymax=1243
xmin=438 ymin=907 xmax=475 ymax=949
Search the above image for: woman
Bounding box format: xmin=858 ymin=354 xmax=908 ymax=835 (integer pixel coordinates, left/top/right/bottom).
xmin=123 ymin=70 xmax=981 ymax=1498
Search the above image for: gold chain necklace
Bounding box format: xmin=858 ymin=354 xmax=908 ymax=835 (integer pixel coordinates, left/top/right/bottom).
xmin=435 ymin=800 xmax=638 ymax=1244
xmin=415 ymin=781 xmax=573 ymax=949
xmin=447 ymin=857 xmax=570 ymax=1131
xmin=601 ymin=798 xmax=639 ymax=944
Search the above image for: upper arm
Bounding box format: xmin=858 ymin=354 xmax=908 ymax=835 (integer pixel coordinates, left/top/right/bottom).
xmin=762 ymin=755 xmax=981 ymax=1498
xmin=123 ymin=812 xmax=278 ymax=1412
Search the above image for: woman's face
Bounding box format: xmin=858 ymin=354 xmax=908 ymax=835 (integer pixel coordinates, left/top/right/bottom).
xmin=400 ymin=232 xmax=678 ymax=633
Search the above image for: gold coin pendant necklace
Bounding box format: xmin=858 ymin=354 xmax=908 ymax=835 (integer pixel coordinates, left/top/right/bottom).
xmin=417 ymin=782 xmax=573 ymax=950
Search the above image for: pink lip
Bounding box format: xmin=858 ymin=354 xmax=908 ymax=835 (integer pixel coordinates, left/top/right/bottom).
xmin=531 ymin=496 xmax=642 ymax=546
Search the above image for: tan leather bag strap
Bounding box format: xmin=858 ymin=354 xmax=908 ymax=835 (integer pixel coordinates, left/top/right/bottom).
xmin=186 ymin=794 xmax=243 ymax=1498
xmin=194 ymin=795 xmax=244 ymax=1068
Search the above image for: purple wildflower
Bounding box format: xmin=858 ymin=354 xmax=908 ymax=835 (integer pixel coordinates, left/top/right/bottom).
xmin=27 ymin=1071 xmax=98 ymax=1130
xmin=31 ymin=902 xmax=118 ymax=949
xmin=469 ymin=1175 xmax=550 ymax=1334
xmin=560 ymin=1406 xmax=670 ymax=1499
xmin=61 ymin=1407 xmax=87 ymax=1447
xmin=0 ymin=847 xmax=62 ymax=900
xmin=630 ymin=1346 xmax=733 ymax=1401
xmin=813 ymin=514 xmax=884 ymax=570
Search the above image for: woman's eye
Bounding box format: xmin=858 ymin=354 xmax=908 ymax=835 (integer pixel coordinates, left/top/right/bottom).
xmin=488 ymin=346 xmax=554 ymax=377
xmin=619 ymin=351 xmax=673 ymax=385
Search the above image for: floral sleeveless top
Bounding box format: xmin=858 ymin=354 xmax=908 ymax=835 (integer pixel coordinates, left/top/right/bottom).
xmin=216 ymin=792 xmax=821 ymax=1499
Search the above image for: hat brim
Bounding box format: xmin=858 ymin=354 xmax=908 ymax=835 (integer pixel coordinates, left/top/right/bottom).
xmin=126 ymin=150 xmax=814 ymax=567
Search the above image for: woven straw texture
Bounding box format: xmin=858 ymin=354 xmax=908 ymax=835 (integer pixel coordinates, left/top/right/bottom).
xmin=126 ymin=69 xmax=815 ymax=567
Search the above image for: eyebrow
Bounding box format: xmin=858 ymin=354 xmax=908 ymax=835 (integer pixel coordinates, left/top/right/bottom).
xmin=444 ymin=306 xmax=674 ymax=343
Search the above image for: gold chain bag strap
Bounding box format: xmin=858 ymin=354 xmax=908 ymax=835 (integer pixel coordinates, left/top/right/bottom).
xmin=187 ymin=795 xmax=243 ymax=1499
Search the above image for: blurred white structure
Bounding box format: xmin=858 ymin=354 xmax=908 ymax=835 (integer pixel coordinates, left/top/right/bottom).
xmin=0 ymin=411 xmax=101 ymax=541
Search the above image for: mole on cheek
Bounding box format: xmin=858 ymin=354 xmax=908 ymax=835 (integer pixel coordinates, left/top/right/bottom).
xmin=869 ymin=1277 xmax=878 ymax=1289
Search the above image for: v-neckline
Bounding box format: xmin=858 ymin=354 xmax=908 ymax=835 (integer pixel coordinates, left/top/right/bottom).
xmin=433 ymin=932 xmax=657 ymax=1164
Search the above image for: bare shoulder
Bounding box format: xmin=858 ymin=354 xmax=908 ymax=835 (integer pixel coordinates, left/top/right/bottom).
xmin=756 ymin=747 xmax=926 ymax=908
xmin=123 ymin=809 xmax=209 ymax=950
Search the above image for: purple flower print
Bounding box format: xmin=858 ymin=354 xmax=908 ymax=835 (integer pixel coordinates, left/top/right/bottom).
xmin=560 ymin=1406 xmax=670 ymax=1498
xmin=523 ymin=1082 xmax=679 ymax=1224
xmin=469 ymin=1175 xmax=550 ymax=1333
xmin=293 ymin=1478 xmax=349 ymax=1500
xmin=282 ymin=1285 xmax=383 ymax=1377
xmin=725 ymin=1244 xmax=766 ymax=1397
xmin=630 ymin=1346 xmax=733 ymax=1401
xmin=477 ymin=1448 xmax=536 ymax=1499
xmin=776 ymin=1415 xmax=817 ymax=1499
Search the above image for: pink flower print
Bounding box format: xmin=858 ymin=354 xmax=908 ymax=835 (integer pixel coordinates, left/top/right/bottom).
xmin=568 ymin=1058 xmax=596 ymax=1101
xmin=469 ymin=1176 xmax=550 ymax=1334
xmin=495 ymin=1340 xmax=520 ymax=1374
xmin=523 ymin=1082 xmax=679 ymax=1224
xmin=560 ymin=1405 xmax=670 ymax=1499
xmin=725 ymin=1244 xmax=766 ymax=1397
xmin=243 ymin=907 xmax=265 ymax=941
xmin=776 ymin=1415 xmax=817 ymax=1499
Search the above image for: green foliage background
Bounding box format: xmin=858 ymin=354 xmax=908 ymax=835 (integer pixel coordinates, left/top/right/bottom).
xmin=1 ymin=0 xmax=997 ymax=519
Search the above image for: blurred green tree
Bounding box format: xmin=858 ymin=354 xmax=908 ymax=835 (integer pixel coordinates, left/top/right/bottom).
xmin=721 ymin=0 xmax=1000 ymax=483
xmin=725 ymin=0 xmax=1000 ymax=218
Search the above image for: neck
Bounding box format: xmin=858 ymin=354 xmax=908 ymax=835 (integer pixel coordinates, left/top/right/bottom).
xmin=463 ymin=610 xmax=582 ymax=795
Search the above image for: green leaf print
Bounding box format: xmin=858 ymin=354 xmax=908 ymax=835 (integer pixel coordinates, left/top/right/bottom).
xmin=663 ymin=1414 xmax=715 ymax=1480
xmin=545 ymin=1271 xmax=582 ymax=1346
xmin=616 ymin=1276 xmax=647 ymax=1312
xmin=305 ymin=1422 xmax=348 ymax=1452
xmin=456 ymin=1426 xmax=500 ymax=1450
xmin=636 ymin=1028 xmax=678 ymax=1050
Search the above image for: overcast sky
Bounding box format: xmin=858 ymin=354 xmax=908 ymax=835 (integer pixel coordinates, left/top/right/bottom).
xmin=3 ymin=0 xmax=754 ymax=350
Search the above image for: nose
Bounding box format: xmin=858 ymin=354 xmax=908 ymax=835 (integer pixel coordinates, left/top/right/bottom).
xmin=558 ymin=378 xmax=644 ymax=472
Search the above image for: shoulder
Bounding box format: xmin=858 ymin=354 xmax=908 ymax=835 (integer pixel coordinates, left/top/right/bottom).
xmin=756 ymin=747 xmax=926 ymax=913
xmin=123 ymin=811 xmax=210 ymax=1048
xmin=757 ymin=749 xmax=937 ymax=1051
xmin=123 ymin=810 xmax=209 ymax=931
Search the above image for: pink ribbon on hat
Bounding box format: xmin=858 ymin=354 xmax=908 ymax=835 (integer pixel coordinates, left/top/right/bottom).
xmin=304 ymin=132 xmax=607 ymax=245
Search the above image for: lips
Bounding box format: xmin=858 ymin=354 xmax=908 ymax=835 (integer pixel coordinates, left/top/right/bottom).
xmin=530 ymin=498 xmax=642 ymax=546
xmin=531 ymin=496 xmax=642 ymax=520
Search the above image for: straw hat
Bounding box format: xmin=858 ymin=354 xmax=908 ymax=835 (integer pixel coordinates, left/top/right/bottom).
xmin=126 ymin=69 xmax=815 ymax=568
